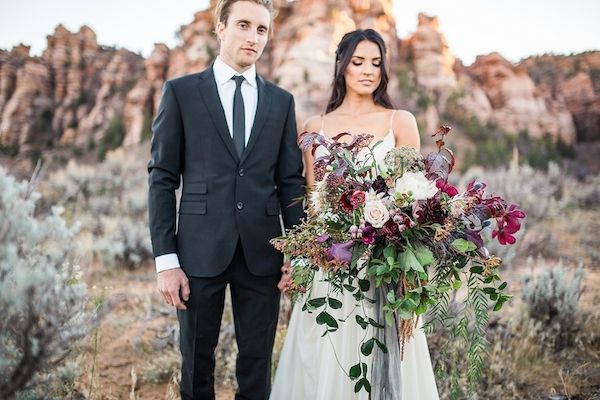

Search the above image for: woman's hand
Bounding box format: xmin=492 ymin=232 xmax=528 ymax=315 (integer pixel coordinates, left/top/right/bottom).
xmin=277 ymin=261 xmax=292 ymax=294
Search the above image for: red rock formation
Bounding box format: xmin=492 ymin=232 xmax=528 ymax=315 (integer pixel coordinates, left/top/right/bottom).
xmin=0 ymin=25 xmax=144 ymax=152
xmin=0 ymin=2 xmax=597 ymax=161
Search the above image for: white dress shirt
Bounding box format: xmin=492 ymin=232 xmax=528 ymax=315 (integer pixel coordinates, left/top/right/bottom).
xmin=155 ymin=57 xmax=259 ymax=273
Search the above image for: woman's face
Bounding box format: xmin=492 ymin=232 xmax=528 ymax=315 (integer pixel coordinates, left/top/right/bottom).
xmin=343 ymin=40 xmax=383 ymax=97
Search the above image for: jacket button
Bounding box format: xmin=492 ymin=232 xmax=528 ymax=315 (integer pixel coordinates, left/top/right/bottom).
xmin=238 ymin=168 xmax=244 ymax=176
xmin=236 ymin=202 xmax=244 ymax=210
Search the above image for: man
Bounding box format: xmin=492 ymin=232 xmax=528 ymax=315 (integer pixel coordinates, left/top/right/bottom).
xmin=147 ymin=0 xmax=305 ymax=398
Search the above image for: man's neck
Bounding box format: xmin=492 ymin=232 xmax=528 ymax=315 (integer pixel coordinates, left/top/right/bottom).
xmin=217 ymin=55 xmax=253 ymax=74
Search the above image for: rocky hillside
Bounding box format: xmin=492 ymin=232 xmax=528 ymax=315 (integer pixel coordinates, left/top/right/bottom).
xmin=0 ymin=0 xmax=597 ymax=165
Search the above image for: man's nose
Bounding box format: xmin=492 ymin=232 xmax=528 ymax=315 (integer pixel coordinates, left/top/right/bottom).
xmin=246 ymin=30 xmax=259 ymax=45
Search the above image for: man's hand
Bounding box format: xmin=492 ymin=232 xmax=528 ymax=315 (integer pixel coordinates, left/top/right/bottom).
xmin=277 ymin=260 xmax=292 ymax=293
xmin=157 ymin=268 xmax=190 ymax=310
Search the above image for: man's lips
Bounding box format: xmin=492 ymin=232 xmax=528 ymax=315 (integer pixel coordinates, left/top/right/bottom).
xmin=241 ymin=47 xmax=257 ymax=53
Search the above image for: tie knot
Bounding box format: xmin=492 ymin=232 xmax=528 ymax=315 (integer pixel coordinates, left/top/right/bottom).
xmin=232 ymin=75 xmax=245 ymax=87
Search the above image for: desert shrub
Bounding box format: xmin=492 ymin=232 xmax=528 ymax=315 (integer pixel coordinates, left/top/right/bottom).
xmin=458 ymin=162 xmax=587 ymax=263
xmin=521 ymin=259 xmax=584 ymax=349
xmin=0 ymin=167 xmax=88 ymax=399
xmin=98 ymin=114 xmax=125 ymax=161
xmin=44 ymin=147 xmax=152 ymax=269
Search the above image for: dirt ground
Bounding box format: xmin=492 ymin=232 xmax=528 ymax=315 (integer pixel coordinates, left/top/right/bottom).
xmin=73 ymin=208 xmax=600 ymax=399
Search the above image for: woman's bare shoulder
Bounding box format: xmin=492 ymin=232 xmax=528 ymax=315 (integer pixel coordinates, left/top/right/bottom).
xmin=392 ymin=109 xmax=420 ymax=149
xmin=302 ymin=115 xmax=323 ymax=133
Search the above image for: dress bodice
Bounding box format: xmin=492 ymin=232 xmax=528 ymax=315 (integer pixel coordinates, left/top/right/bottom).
xmin=314 ymin=129 xmax=396 ymax=169
xmin=314 ymin=110 xmax=397 ymax=168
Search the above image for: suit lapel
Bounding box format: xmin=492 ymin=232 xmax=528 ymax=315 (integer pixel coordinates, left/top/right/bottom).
xmin=241 ymin=75 xmax=271 ymax=164
xmin=196 ymin=66 xmax=240 ymax=162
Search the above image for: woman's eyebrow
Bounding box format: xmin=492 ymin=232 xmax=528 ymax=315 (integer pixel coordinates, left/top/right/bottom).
xmin=351 ymin=56 xmax=382 ymax=60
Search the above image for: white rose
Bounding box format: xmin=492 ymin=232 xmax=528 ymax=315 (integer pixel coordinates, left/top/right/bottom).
xmin=363 ymin=199 xmax=390 ymax=228
xmin=394 ymin=171 xmax=438 ymax=201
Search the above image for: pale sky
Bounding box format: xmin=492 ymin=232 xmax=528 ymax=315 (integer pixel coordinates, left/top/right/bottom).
xmin=0 ymin=0 xmax=598 ymax=65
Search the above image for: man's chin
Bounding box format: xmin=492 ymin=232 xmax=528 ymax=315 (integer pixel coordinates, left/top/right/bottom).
xmin=237 ymin=54 xmax=259 ymax=67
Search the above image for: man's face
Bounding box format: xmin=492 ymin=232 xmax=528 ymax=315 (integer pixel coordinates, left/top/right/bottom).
xmin=217 ymin=1 xmax=271 ymax=72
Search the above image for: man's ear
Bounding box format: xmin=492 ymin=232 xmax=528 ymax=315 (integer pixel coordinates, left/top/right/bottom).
xmin=216 ymin=21 xmax=225 ymax=42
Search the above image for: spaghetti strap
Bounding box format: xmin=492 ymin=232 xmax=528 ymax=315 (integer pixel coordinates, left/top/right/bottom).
xmin=389 ymin=109 xmax=397 ymax=133
xmin=319 ymin=114 xmax=325 ymax=134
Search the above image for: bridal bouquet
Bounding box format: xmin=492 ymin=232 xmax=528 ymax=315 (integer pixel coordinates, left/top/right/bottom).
xmin=271 ymin=126 xmax=525 ymax=392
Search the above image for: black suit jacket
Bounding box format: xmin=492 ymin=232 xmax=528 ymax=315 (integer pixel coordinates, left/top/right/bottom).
xmin=148 ymin=66 xmax=305 ymax=277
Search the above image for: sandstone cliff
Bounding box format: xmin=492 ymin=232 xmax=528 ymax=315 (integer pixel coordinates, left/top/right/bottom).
xmin=0 ymin=2 xmax=597 ymax=163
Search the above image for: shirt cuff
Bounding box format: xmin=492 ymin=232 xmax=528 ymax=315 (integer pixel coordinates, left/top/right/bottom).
xmin=155 ymin=253 xmax=181 ymax=273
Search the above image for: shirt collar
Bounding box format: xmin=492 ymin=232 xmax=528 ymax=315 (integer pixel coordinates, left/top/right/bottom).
xmin=213 ymin=56 xmax=257 ymax=88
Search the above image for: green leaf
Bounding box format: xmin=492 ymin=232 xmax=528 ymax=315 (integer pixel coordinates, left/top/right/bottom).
xmin=416 ymin=300 xmax=428 ymax=315
xmin=452 ymin=238 xmax=478 ymax=253
xmin=328 ymin=298 xmax=343 ymax=309
xmin=354 ymin=377 xmax=371 ymax=393
xmin=316 ymin=311 xmax=338 ymax=329
xmin=356 ymin=315 xmax=368 ymax=329
xmin=383 ymin=246 xmax=396 ymax=261
xmin=349 ymin=363 xmax=362 ymax=380
xmin=343 ymin=284 xmax=356 ymax=292
xmin=397 ymin=248 xmax=424 ymax=272
xmin=470 ymin=265 xmax=484 ymax=274
xmin=498 ymin=281 xmax=508 ymax=291
xmin=414 ymin=245 xmax=434 ymax=266
xmin=385 ymin=311 xmax=395 ymax=326
xmin=358 ymin=279 xmax=370 ymax=292
xmin=482 ymin=287 xmax=496 ymax=295
xmin=361 ymin=338 xmax=375 ymax=356
xmin=307 ymin=297 xmax=326 ymax=308
xmin=368 ymin=317 xmax=384 ymax=328
xmin=374 ymin=338 xmax=388 ymax=353
xmin=386 ymin=290 xmax=396 ymax=303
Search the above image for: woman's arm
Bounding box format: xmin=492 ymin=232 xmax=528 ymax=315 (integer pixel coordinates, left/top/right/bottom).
xmin=300 ymin=115 xmax=323 ymax=189
xmin=392 ymin=110 xmax=421 ymax=151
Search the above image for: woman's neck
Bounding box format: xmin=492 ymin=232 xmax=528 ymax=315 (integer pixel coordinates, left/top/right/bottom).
xmin=334 ymin=92 xmax=381 ymax=116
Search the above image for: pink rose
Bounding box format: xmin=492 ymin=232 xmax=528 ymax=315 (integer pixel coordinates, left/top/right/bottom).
xmin=363 ymin=199 xmax=390 ymax=228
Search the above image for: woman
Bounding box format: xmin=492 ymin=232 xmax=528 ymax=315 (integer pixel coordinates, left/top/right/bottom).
xmin=270 ymin=29 xmax=440 ymax=399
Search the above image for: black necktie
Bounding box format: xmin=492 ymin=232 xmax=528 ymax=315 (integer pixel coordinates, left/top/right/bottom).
xmin=232 ymin=75 xmax=245 ymax=158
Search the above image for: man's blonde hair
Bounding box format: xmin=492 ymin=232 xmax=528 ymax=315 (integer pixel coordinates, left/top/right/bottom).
xmin=214 ymin=0 xmax=276 ymax=29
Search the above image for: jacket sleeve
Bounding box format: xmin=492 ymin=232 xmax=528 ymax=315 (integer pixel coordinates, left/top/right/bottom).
xmin=147 ymin=80 xmax=184 ymax=257
xmin=276 ymin=95 xmax=306 ymax=229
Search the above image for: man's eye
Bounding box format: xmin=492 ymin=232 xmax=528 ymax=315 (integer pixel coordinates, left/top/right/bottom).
xmin=239 ymin=23 xmax=248 ymax=29
xmin=258 ymin=28 xmax=267 ymax=35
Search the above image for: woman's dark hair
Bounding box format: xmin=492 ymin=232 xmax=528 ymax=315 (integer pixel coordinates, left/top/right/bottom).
xmin=326 ymin=29 xmax=394 ymax=113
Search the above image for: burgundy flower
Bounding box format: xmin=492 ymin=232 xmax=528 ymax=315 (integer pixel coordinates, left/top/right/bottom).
xmin=326 ymin=172 xmax=345 ymax=188
xmin=415 ymin=198 xmax=448 ymax=224
xmin=483 ymin=195 xmax=506 ymax=218
xmin=340 ymin=191 xmax=354 ymax=212
xmin=326 ymin=241 xmax=354 ymax=264
xmin=492 ymin=203 xmax=525 ymax=245
xmin=361 ymin=225 xmax=376 ymax=245
xmin=350 ymin=190 xmax=366 ymax=208
xmin=313 ymin=158 xmax=328 ymax=182
xmin=381 ymin=219 xmax=400 ymax=239
xmin=466 ymin=180 xmax=487 ymax=201
xmin=372 ymin=176 xmax=388 ymax=194
xmin=436 ymin=178 xmax=458 ymax=197
xmin=492 ymin=228 xmax=516 ymax=245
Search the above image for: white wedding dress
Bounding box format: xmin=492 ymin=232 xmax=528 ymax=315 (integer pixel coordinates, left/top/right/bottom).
xmin=270 ymin=114 xmax=440 ymax=400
